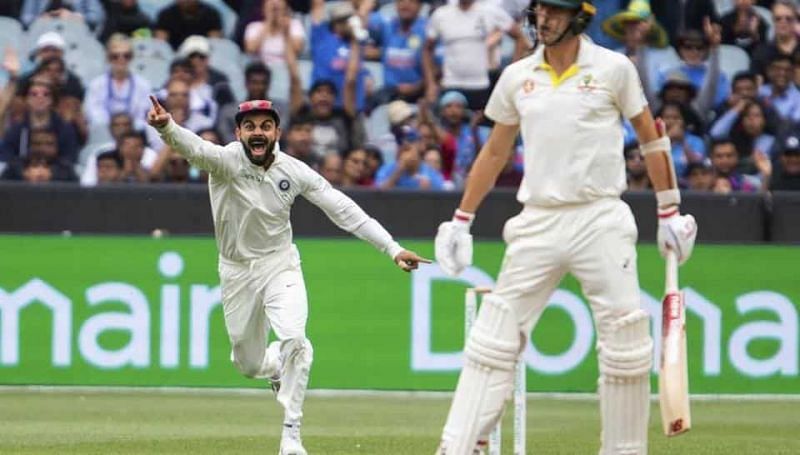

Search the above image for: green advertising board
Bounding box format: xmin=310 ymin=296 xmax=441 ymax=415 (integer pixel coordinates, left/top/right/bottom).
xmin=0 ymin=235 xmax=798 ymax=394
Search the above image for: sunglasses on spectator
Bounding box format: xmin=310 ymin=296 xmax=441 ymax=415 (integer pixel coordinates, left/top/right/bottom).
xmin=774 ymin=15 xmax=797 ymax=22
xmin=681 ymin=44 xmax=705 ymax=51
xmin=109 ymin=52 xmax=133 ymax=61
xmin=168 ymin=91 xmax=190 ymax=97
xmin=188 ymin=52 xmax=208 ymax=59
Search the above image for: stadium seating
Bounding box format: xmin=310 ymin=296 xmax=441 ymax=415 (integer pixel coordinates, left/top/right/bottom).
xmin=132 ymin=36 xmax=175 ymax=61
xmin=719 ymin=44 xmax=751 ymax=81
xmin=378 ymin=2 xmax=431 ymax=19
xmin=137 ymin=0 xmax=166 ymax=22
xmin=205 ymin=0 xmax=239 ymax=39
xmin=131 ymin=54 xmax=170 ymax=88
xmin=209 ymin=38 xmax=248 ymax=101
xmin=752 ymin=5 xmax=775 ymax=42
xmin=64 ymin=38 xmax=107 ymax=83
xmin=0 ymin=17 xmax=23 ymax=54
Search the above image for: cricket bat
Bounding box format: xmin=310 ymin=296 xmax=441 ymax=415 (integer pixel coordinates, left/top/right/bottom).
xmin=659 ymin=250 xmax=691 ymax=436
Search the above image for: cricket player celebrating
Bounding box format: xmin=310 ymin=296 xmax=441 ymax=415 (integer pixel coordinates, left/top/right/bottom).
xmin=146 ymin=96 xmax=429 ymax=455
xmin=433 ymin=1 xmax=698 ymax=454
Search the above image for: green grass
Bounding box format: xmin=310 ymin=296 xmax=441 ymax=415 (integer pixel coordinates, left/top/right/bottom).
xmin=0 ymin=391 xmax=798 ymax=454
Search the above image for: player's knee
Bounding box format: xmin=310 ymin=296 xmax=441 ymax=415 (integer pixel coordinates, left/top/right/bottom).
xmin=597 ymin=309 xmax=653 ymax=379
xmin=230 ymin=347 xmax=262 ymax=378
xmin=282 ymin=336 xmax=314 ymax=367
xmin=465 ymin=295 xmax=521 ymax=371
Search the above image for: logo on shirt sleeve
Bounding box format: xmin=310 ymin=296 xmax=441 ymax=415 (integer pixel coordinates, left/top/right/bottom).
xmin=522 ymin=79 xmax=535 ymax=94
xmin=279 ymin=179 xmax=291 ymax=191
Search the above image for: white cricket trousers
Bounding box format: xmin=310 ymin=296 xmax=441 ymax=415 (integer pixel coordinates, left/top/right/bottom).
xmin=218 ymin=244 xmax=311 ymax=422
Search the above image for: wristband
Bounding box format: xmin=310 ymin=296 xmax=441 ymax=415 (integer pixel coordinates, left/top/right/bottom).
xmin=453 ymin=209 xmax=475 ymax=226
xmin=640 ymin=136 xmax=671 ymax=156
xmin=656 ymin=188 xmax=681 ymax=209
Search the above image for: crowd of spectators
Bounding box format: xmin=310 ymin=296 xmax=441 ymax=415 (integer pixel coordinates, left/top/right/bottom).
xmin=0 ymin=0 xmax=798 ymax=192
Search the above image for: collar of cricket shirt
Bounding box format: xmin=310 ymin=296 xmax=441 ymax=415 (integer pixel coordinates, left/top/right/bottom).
xmin=532 ymin=36 xmax=594 ymax=88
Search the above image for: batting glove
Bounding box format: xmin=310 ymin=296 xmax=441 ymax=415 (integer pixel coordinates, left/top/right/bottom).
xmin=435 ymin=209 xmax=474 ymax=277
xmin=657 ymin=207 xmax=698 ymax=265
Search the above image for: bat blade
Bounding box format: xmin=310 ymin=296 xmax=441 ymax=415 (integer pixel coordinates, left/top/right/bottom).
xmin=659 ymin=285 xmax=691 ymax=437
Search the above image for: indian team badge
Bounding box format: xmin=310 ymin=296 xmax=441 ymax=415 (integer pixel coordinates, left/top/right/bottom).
xmin=408 ymin=35 xmax=420 ymax=50
xmin=279 ymin=179 xmax=290 ymax=191
xmin=522 ymin=79 xmax=535 ymax=94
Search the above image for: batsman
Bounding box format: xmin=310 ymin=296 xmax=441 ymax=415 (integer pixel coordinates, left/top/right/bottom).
xmin=146 ymin=97 xmax=429 ymax=455
xmin=434 ymin=1 xmax=698 ymax=454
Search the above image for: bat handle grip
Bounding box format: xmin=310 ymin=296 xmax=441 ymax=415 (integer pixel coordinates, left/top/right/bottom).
xmin=665 ymin=250 xmax=679 ymax=293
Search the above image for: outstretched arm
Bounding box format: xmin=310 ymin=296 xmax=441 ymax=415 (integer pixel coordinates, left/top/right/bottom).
xmin=147 ymin=95 xmax=234 ymax=178
xmin=301 ymin=166 xmax=430 ymax=271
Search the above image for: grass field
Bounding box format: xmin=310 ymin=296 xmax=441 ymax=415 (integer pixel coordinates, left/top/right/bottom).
xmin=1 ymin=390 xmax=799 ymax=454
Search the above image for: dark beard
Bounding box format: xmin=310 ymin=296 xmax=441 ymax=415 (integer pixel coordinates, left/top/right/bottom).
xmin=241 ymin=138 xmax=276 ymax=166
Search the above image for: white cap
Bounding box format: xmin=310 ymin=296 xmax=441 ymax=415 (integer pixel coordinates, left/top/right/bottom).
xmin=36 ymin=32 xmax=66 ymax=52
xmin=177 ymin=35 xmax=210 ymax=58
xmin=387 ymin=100 xmax=417 ymax=126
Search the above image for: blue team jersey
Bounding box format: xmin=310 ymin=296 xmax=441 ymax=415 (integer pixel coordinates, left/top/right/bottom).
xmin=311 ymin=22 xmax=368 ymax=111
xmin=377 ymin=16 xmax=427 ymax=89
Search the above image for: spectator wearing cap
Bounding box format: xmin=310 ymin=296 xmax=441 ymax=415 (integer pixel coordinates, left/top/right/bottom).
xmin=84 ymin=34 xmax=152 ymax=131
xmin=750 ymin=0 xmax=798 ymax=78
xmin=719 ymin=0 xmax=768 ymax=55
xmin=308 ymin=0 xmax=370 ymax=112
xmin=685 ymin=159 xmax=715 ymax=190
xmin=375 ymin=130 xmax=445 ymax=190
xmin=770 ymin=134 xmax=800 ymax=190
xmin=99 ymin=0 xmax=152 ymax=42
xmin=602 ymin=0 xmax=669 ymax=104
xmin=624 ymin=142 xmax=651 ymax=191
xmin=244 ymin=0 xmax=306 ymax=66
xmin=20 ymin=0 xmax=106 ymax=33
xmin=95 ymin=150 xmax=123 ymax=184
xmin=177 ymin=35 xmax=236 ymax=122
xmin=758 ymin=54 xmax=800 ymax=123
xmin=710 ymin=99 xmax=776 ymax=175
xmin=651 ymin=0 xmax=719 ymax=47
xmin=657 ymin=27 xmax=729 ymax=114
xmin=1 ymin=80 xmax=79 ymax=171
xmin=423 ymin=0 xmax=526 ymax=111
xmin=657 ymin=101 xmax=706 ymax=177
xmin=585 ymin=0 xmax=627 ymax=49
xmin=154 ymin=0 xmax=223 ymax=50
xmin=433 ymin=90 xmax=489 ymax=187
xmin=709 ymin=137 xmax=761 ymax=192
xmin=368 ymin=0 xmax=427 ymax=104
xmin=157 ymin=58 xmax=216 ymax=131
xmin=656 ymin=70 xmax=705 ymax=130
xmin=21 ymin=32 xmax=82 ymax=94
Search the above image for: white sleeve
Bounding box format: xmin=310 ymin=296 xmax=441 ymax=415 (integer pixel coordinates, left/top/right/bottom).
xmin=155 ymin=120 xmax=237 ymax=179
xmin=484 ymin=66 xmax=520 ymax=125
xmin=84 ymin=77 xmax=110 ymax=127
xmin=300 ymin=165 xmax=403 ymax=258
xmin=614 ymin=57 xmax=649 ymax=120
xmin=426 ymin=10 xmax=441 ymax=40
xmin=489 ymin=4 xmax=514 ymax=32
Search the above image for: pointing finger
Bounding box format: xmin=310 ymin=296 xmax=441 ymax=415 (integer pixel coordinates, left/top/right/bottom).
xmin=149 ymin=95 xmax=163 ymax=112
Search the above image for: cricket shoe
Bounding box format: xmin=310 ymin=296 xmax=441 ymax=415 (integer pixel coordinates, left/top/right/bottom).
xmin=266 ymin=341 xmax=282 ymax=395
xmin=434 ymin=440 xmax=487 ymax=455
xmin=279 ymin=423 xmax=307 ymax=455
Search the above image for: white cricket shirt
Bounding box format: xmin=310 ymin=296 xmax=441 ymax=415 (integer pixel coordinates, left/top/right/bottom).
xmin=427 ymin=2 xmax=514 ymax=89
xmin=157 ymin=120 xmax=403 ymax=262
xmin=485 ymin=37 xmax=648 ymax=207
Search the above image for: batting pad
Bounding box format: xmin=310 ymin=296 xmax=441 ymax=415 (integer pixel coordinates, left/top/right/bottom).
xmin=277 ymin=337 xmax=313 ymax=424
xmin=440 ymin=295 xmax=520 ymax=455
xmin=597 ymin=310 xmax=653 ymax=455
